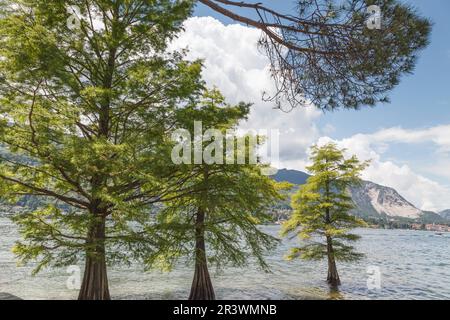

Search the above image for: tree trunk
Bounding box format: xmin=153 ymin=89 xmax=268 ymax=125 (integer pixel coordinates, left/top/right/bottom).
xmin=326 ymin=236 xmax=341 ymax=287
xmin=189 ymin=210 xmax=215 ymax=300
xmin=78 ymin=216 xmax=111 ymax=300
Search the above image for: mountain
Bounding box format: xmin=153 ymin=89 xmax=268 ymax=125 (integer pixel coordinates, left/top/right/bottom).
xmin=272 ymin=169 xmax=309 ymax=185
xmin=439 ymin=209 xmax=450 ymax=220
xmin=273 ymin=169 xmax=445 ymax=223
xmin=348 ymin=181 xmax=422 ymax=219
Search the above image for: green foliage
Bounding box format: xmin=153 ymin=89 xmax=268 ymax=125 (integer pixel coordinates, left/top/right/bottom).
xmin=0 ymin=1 xmax=289 ymax=279
xmin=0 ymin=0 xmax=202 ymax=272
xmin=144 ymin=90 xmax=289 ymax=272
xmin=255 ymin=0 xmax=432 ymax=111
xmin=282 ymin=143 xmax=369 ymax=262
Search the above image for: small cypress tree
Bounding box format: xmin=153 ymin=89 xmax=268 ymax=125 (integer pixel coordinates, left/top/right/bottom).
xmin=282 ymin=143 xmax=369 ymax=286
xmin=144 ymin=90 xmax=289 ymax=300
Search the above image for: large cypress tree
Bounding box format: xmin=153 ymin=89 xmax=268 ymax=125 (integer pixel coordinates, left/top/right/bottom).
xmin=282 ymin=143 xmax=369 ymax=287
xmin=0 ymin=0 xmax=202 ymax=299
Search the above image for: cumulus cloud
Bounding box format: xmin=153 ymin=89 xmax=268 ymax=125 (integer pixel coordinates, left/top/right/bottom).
xmin=171 ymin=16 xmax=321 ymax=169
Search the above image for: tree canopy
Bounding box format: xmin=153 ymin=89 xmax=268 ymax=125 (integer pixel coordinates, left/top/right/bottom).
xmin=145 ymin=89 xmax=289 ymax=299
xmin=0 ymin=0 xmax=202 ymax=299
xmin=198 ymin=0 xmax=431 ymax=111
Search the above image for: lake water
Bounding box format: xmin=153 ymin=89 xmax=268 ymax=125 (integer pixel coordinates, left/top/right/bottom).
xmin=1 ymin=216 xmax=449 ymax=300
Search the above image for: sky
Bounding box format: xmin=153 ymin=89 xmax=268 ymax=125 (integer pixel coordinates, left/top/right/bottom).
xmin=172 ymin=0 xmax=450 ymax=212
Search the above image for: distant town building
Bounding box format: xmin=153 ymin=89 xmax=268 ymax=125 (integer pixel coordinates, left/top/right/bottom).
xmin=424 ymin=224 xmax=450 ymax=232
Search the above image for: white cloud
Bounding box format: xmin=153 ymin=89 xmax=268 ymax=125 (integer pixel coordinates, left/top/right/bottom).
xmin=317 ymin=126 xmax=450 ymax=212
xmin=369 ymin=125 xmax=450 ymax=153
xmin=171 ymin=16 xmax=321 ymax=169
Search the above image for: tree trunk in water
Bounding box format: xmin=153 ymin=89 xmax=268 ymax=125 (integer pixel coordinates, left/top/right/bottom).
xmin=326 ymin=236 xmax=341 ymax=287
xmin=78 ymin=216 xmax=111 ymax=300
xmin=189 ymin=210 xmax=215 ymax=300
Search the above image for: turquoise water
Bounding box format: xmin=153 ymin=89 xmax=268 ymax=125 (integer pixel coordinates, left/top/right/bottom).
xmin=0 ymin=217 xmax=449 ymax=300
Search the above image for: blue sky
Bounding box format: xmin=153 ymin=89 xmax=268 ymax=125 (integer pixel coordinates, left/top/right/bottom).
xmin=185 ymin=1 xmax=450 ymax=211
